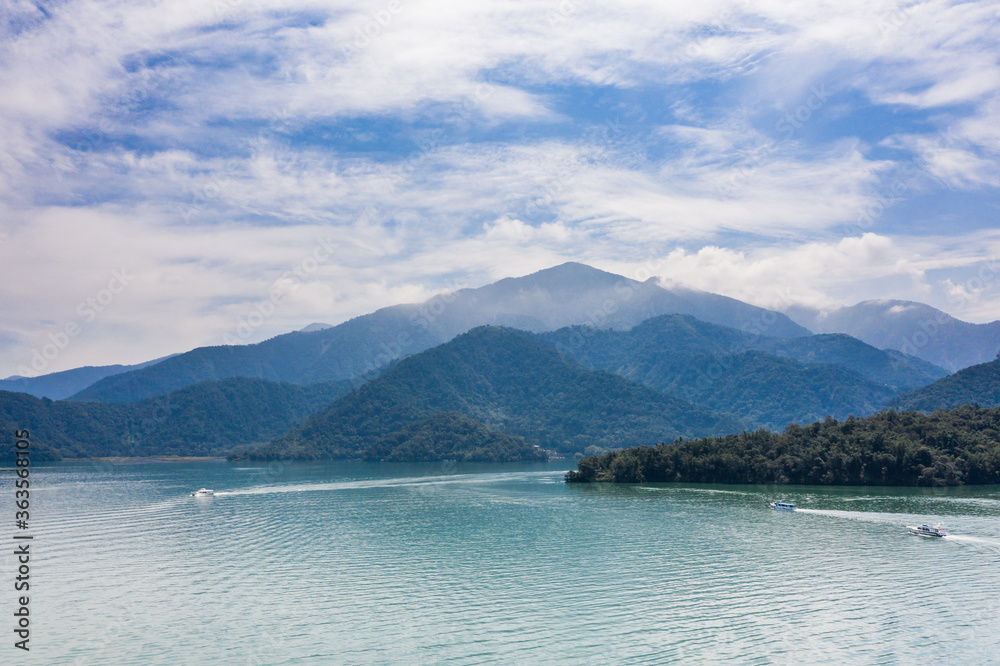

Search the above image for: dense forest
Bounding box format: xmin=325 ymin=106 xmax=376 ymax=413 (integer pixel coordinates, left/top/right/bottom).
xmin=241 ymin=326 xmax=741 ymax=460
xmin=566 ymin=405 xmax=1000 ymax=486
xmin=536 ymin=315 xmax=946 ymax=429
xmin=361 ymin=412 xmax=547 ymax=462
xmin=12 ymin=315 xmax=998 ymax=470
xmin=0 ymin=377 xmax=352 ymax=460
xmin=891 ymin=358 xmax=1000 ymax=412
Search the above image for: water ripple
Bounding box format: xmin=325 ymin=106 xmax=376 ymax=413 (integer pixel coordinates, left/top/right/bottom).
xmin=19 ymin=463 xmax=1000 ymax=664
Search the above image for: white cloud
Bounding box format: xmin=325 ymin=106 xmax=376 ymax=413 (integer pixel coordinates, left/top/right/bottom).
xmin=3 ymin=0 xmax=1000 ymax=372
xmin=644 ymin=233 xmax=996 ymax=313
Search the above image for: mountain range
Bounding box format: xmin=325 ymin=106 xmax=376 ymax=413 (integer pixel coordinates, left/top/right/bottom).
xmin=4 ymin=262 xmax=1000 ymax=463
xmin=6 ymin=313 xmax=956 ymax=461
xmin=787 ymin=300 xmax=1000 ymax=372
xmin=0 ymin=355 xmax=175 ymax=400
xmin=238 ymin=326 xmax=743 ymax=461
xmin=0 ymin=377 xmax=351 ymax=459
xmin=67 ymin=263 xmax=808 ymax=403
xmin=536 ymin=315 xmax=945 ymax=429
xmin=10 ymin=263 xmax=998 ymax=404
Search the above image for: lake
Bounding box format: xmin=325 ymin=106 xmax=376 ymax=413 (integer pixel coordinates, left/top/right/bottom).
xmin=10 ymin=460 xmax=1000 ymax=663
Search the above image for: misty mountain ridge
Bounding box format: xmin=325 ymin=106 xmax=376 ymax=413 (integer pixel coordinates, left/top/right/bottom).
xmin=787 ymin=299 xmax=1000 ymax=372
xmin=0 ymin=355 xmax=176 ymax=400
xmin=20 ymin=262 xmax=997 ymax=409
xmin=68 ymin=262 xmax=809 ymax=403
xmin=299 ymin=322 xmax=334 ymax=333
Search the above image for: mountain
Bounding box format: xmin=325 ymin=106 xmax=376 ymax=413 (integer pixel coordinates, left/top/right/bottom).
xmin=69 ymin=262 xmax=808 ymax=403
xmin=535 ymin=315 xmax=946 ymax=429
xmin=0 ymin=355 xmax=174 ymax=400
xmin=788 ymin=300 xmax=1000 ymax=372
xmin=891 ymin=358 xmax=1000 ymax=412
xmin=71 ymin=333 xmax=419 ymax=404
xmin=652 ymin=350 xmax=897 ymax=430
xmin=0 ymin=377 xmax=352 ymax=459
xmin=117 ymin=377 xmax=353 ymax=457
xmin=299 ymin=322 xmax=333 ymax=332
xmin=239 ymin=326 xmax=744 ymax=461
xmin=566 ymin=405 xmax=1000 ymax=486
xmin=431 ymin=262 xmax=810 ymax=337
xmin=751 ymin=333 xmax=947 ymax=390
xmin=361 ymin=412 xmax=548 ymax=462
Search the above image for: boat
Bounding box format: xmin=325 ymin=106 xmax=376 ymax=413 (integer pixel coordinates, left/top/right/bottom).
xmin=190 ymin=488 xmax=214 ymax=497
xmin=907 ymin=523 xmax=947 ymax=538
xmin=770 ymin=500 xmax=797 ymax=511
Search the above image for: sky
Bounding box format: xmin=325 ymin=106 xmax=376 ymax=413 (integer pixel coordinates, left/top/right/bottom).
xmin=1 ymin=0 xmax=1000 ymax=377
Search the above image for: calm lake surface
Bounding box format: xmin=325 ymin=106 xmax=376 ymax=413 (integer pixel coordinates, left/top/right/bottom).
xmin=11 ymin=460 xmax=1000 ymax=664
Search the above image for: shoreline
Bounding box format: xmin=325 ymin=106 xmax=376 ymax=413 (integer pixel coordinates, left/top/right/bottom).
xmin=64 ymin=456 xmax=228 ymax=463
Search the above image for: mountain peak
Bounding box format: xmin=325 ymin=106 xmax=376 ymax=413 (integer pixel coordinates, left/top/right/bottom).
xmin=70 ymin=262 xmax=809 ymax=401
xmin=300 ymin=322 xmax=334 ymax=333
xmin=806 ymin=299 xmax=1000 ymax=371
xmin=503 ymin=262 xmax=631 ymax=290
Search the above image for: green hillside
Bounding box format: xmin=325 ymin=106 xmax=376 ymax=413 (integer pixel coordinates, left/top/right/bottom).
xmin=241 ymin=326 xmax=744 ymax=460
xmin=891 ymin=358 xmax=1000 ymax=412
xmin=0 ymin=377 xmax=352 ymax=459
xmin=361 ymin=412 xmax=548 ymax=462
xmin=536 ymin=315 xmax=944 ymax=428
xmin=567 ymin=405 xmax=1000 ymax=486
xmin=753 ymin=332 xmax=947 ymax=390
xmin=664 ymin=351 xmax=897 ymax=429
xmin=68 ymin=321 xmax=433 ymax=403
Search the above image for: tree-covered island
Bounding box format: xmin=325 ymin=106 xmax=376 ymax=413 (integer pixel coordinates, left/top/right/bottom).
xmin=566 ymin=405 xmax=1000 ymax=486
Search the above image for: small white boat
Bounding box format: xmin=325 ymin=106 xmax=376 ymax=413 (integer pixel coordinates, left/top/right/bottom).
xmin=908 ymin=523 xmax=947 ymax=538
xmin=190 ymin=488 xmax=214 ymax=497
xmin=770 ymin=501 xmax=797 ymax=511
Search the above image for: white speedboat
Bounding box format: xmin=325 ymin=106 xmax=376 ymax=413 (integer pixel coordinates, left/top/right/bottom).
xmin=770 ymin=501 xmax=797 ymax=511
xmin=908 ymin=523 xmax=947 ymax=538
xmin=190 ymin=488 xmax=214 ymax=497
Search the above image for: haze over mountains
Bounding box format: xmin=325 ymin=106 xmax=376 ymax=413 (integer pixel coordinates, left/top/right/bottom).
xmin=67 ymin=263 xmax=809 ymax=403
xmin=0 ymin=355 xmax=175 ymax=400
xmin=787 ymin=300 xmax=1000 ymax=372
xmin=3 ymin=261 xmax=999 ymax=463
xmin=9 ymin=263 xmax=996 ymax=403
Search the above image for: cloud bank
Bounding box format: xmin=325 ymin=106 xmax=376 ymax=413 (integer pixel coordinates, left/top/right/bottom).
xmin=1 ymin=0 xmax=999 ymax=374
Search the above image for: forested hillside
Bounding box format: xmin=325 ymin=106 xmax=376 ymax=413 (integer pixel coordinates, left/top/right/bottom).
xmin=536 ymin=315 xmax=945 ymax=428
xmin=241 ymin=326 xmax=743 ymax=460
xmin=0 ymin=378 xmax=351 ymax=459
xmin=567 ymin=405 xmax=1000 ymax=487
xmin=891 ymin=358 xmax=1000 ymax=412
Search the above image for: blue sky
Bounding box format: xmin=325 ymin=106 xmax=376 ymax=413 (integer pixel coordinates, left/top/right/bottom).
xmin=1 ymin=0 xmax=999 ymax=375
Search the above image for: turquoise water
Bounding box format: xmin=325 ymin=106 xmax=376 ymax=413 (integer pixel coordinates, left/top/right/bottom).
xmin=8 ymin=460 xmax=1000 ymax=664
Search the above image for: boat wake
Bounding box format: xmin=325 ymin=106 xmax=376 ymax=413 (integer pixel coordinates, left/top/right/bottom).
xmin=213 ymin=470 xmax=565 ymax=497
xmin=943 ymin=534 xmax=1000 ymax=554
xmin=640 ymin=487 xmax=755 ymax=497
xmin=796 ymin=508 xmax=1000 ymax=552
xmin=794 ymin=508 xmax=901 ymax=524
